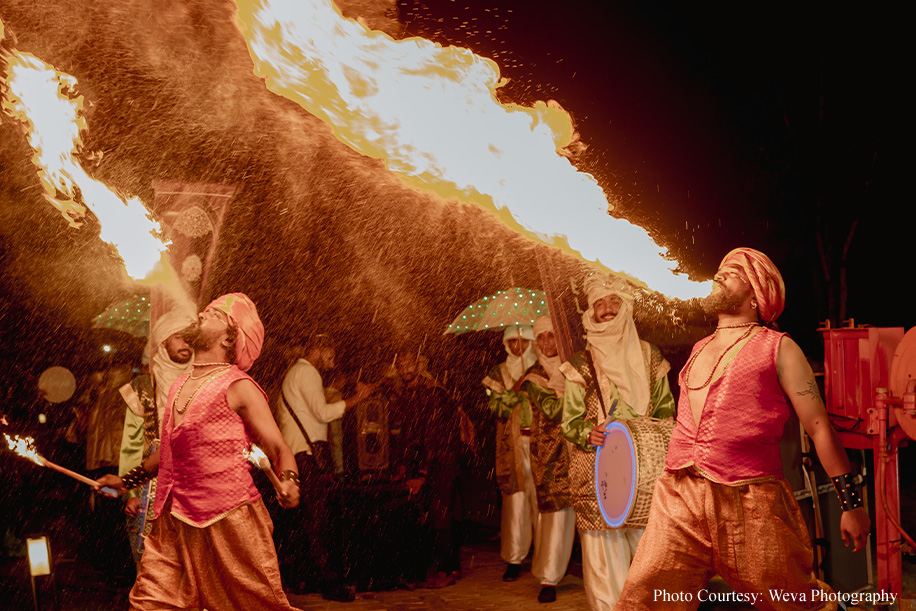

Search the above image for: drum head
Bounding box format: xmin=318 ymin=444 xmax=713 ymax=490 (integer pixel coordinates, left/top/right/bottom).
xmin=37 ymin=366 xmax=76 ymax=403
xmin=595 ymin=420 xmax=637 ymax=528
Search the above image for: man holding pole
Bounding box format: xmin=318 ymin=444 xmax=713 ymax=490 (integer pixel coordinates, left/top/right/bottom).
xmin=117 ymin=308 xmax=194 ymax=565
xmin=97 ymin=293 xmax=301 ymax=610
xmin=560 ymin=272 xmax=675 ymax=610
xmin=519 ymin=316 xmax=576 ymax=604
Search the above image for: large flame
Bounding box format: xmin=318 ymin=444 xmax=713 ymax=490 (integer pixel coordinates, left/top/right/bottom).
xmin=4 ymin=433 xmax=44 ymax=467
xmin=234 ymin=0 xmax=712 ymax=299
xmin=0 ymin=51 xmax=167 ymax=280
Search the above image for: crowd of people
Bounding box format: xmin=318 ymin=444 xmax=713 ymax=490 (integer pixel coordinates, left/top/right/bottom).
xmin=2 ymin=245 xmax=870 ymax=610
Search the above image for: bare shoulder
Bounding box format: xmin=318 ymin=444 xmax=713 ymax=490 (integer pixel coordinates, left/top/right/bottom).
xmin=227 ymin=378 xmax=267 ymax=412
xmin=777 ymin=334 xmax=807 ymax=371
xmin=776 ymin=335 xmax=819 ymax=397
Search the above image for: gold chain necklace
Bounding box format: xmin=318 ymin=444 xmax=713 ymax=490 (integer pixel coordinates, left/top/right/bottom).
xmin=189 ymin=364 xmax=231 ymax=380
xmin=174 ymin=366 xmax=231 ymax=415
xmin=684 ymin=324 xmax=759 ymax=391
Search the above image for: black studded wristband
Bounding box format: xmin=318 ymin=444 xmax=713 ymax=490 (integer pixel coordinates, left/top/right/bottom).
xmin=831 ymin=472 xmax=863 ymax=511
xmin=121 ymin=465 xmax=152 ymax=490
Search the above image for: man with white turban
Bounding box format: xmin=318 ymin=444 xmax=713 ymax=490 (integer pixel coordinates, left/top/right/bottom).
xmin=617 ymin=248 xmax=870 ymax=610
xmin=483 ymin=324 xmax=541 ymax=582
xmin=518 ymin=316 xmax=576 ymax=603
xmin=117 ymin=308 xmax=195 ymax=564
xmin=559 ymin=273 xmax=675 ymax=611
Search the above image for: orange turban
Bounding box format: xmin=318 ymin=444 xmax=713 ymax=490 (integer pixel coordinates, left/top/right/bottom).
xmin=206 ymin=293 xmax=264 ymax=372
xmin=719 ymin=248 xmax=786 ymax=322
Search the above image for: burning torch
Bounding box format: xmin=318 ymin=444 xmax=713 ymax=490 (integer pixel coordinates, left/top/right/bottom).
xmin=245 ymin=444 xmax=285 ymax=494
xmin=4 ymin=434 xmax=115 ymax=494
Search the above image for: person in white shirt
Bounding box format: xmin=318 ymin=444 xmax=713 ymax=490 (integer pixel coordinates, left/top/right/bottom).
xmin=275 ymin=334 xmax=371 ymax=602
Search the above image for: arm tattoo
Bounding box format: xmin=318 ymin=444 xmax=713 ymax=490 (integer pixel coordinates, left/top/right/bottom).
xmin=796 ymin=377 xmax=824 ymax=406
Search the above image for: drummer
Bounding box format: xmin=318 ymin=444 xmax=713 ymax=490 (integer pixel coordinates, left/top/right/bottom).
xmin=559 ymin=271 xmax=675 ymax=611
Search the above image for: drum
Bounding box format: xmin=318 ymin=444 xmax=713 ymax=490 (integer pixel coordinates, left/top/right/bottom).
xmin=594 ymin=417 xmax=675 ymax=528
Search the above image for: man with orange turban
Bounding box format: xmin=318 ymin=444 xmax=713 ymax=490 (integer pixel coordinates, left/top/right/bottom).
xmin=616 ymin=248 xmax=870 ymax=610
xmin=97 ymin=293 xmax=302 ymax=610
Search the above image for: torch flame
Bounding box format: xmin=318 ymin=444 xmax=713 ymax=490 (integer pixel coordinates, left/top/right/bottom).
xmin=0 ymin=51 xmax=167 ymax=280
xmin=234 ymin=0 xmax=712 ymax=299
xmin=245 ymin=444 xmax=270 ymax=468
xmin=4 ymin=434 xmax=44 ymax=467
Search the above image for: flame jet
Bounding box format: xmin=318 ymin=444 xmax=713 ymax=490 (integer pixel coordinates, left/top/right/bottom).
xmin=233 ymin=0 xmax=712 ymax=299
xmin=1 ymin=48 xmax=168 ymax=281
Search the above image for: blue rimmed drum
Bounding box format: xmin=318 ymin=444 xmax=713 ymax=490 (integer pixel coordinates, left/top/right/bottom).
xmin=594 ymin=417 xmax=675 ymax=528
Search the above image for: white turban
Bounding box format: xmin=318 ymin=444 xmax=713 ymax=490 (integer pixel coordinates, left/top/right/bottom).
xmin=532 ymin=316 xmax=564 ymax=395
xmin=502 ymin=324 xmax=536 ymax=383
xmin=150 ymin=309 xmax=195 ymax=433
xmin=581 ymin=272 xmax=651 ymax=416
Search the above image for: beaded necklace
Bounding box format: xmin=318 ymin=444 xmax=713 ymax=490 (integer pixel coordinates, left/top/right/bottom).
xmin=189 ymin=364 xmax=231 ymax=380
xmin=174 ymin=366 xmax=232 ymax=415
xmin=683 ymin=322 xmax=759 ymax=391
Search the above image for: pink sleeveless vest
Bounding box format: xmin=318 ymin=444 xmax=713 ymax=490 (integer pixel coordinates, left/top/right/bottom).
xmin=154 ymin=366 xmax=263 ymax=527
xmin=666 ymin=327 xmax=789 ymax=484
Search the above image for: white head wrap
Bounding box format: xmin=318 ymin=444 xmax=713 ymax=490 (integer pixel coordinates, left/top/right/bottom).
xmin=502 ymin=324 xmax=536 ymax=383
xmin=581 ymin=272 xmax=650 ymax=416
xmin=150 ymin=309 xmax=195 ymax=432
xmin=532 ymin=316 xmax=565 ymax=396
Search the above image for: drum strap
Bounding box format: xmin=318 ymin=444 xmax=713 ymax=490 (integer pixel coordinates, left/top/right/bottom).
xmin=585 ymin=349 xmax=612 ymax=421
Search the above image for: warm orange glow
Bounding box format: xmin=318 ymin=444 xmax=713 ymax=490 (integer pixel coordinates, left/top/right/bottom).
xmin=4 ymin=433 xmax=44 ymax=467
xmin=1 ymin=51 xmax=168 ymax=280
xmin=234 ymin=0 xmax=712 ymax=299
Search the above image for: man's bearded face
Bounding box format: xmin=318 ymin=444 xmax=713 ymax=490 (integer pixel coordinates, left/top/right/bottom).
xmin=537 ymin=331 xmax=559 ymax=358
xmin=702 ymin=267 xmax=754 ymax=315
xmin=164 ymin=332 xmax=193 ymax=364
xmin=182 ymin=309 xmax=227 ymax=352
xmin=592 ymin=294 xmax=623 ymax=323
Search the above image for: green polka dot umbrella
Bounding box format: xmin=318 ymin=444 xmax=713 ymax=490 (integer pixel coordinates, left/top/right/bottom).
xmin=91 ymin=295 xmax=151 ymax=337
xmin=445 ymin=288 xmax=548 ymax=334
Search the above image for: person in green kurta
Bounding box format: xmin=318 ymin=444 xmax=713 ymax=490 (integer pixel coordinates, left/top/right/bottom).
xmin=559 ymin=273 xmax=675 ymax=611
xmin=518 ymin=316 xmax=575 ymax=604
xmin=117 ymin=310 xmax=194 ymax=565
xmin=482 ymin=324 xmax=538 ymax=583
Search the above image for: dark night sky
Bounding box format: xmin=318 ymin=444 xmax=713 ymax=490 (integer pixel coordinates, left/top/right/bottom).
xmin=399 ymin=0 xmax=912 ymax=343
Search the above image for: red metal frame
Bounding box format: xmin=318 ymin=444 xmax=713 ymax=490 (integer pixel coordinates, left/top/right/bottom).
xmin=821 ymin=325 xmax=906 ymax=596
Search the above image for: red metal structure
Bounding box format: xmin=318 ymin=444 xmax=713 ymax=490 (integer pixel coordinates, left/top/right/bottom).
xmin=821 ymin=322 xmax=916 ymax=597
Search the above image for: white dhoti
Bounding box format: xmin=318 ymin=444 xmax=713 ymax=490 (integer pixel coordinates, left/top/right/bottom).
xmin=532 ymin=507 xmax=575 ymax=585
xmin=500 ymin=436 xmax=540 ymax=564
xmin=579 ymin=527 xmax=643 ymax=611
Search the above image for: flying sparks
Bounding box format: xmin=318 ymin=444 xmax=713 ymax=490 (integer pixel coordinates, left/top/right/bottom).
xmin=234 ymin=0 xmax=712 ymax=299
xmin=0 ymin=50 xmax=168 ymax=280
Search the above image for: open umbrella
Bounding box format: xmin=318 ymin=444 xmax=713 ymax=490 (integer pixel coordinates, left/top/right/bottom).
xmin=92 ymin=294 xmax=151 ymax=337
xmin=445 ymin=287 xmax=548 ymax=334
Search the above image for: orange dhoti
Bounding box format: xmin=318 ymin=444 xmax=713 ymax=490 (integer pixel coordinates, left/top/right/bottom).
xmin=129 ymin=499 xmax=299 ymax=611
xmin=617 ymin=469 xmax=837 ymax=611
